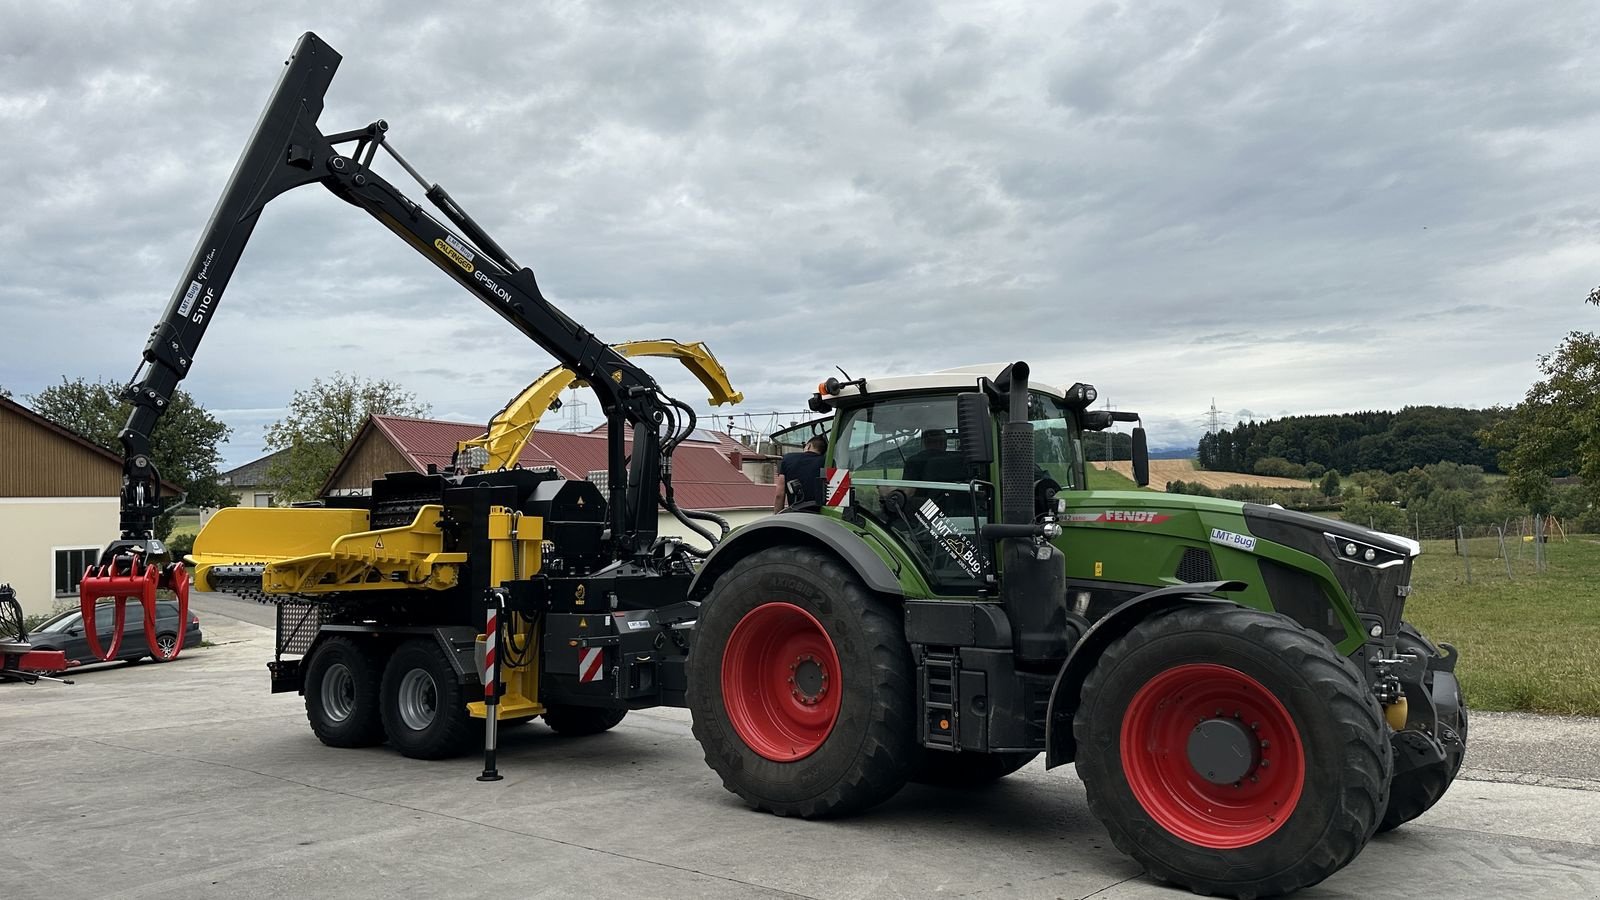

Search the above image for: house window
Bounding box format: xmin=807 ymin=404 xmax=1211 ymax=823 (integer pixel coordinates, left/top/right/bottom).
xmin=54 ymin=547 xmax=99 ymax=596
xmin=253 ymin=492 xmax=274 ymax=507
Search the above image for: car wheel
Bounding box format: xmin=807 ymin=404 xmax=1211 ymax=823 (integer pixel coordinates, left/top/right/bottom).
xmin=147 ymin=632 xmax=179 ymax=663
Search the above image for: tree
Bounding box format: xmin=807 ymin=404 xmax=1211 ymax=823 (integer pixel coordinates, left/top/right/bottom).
xmin=264 ymin=372 xmax=430 ymax=502
xmin=1320 ymin=469 xmax=1341 ymax=497
xmin=1484 ymin=331 xmax=1600 ymax=515
xmin=27 ymin=377 xmax=234 ymax=538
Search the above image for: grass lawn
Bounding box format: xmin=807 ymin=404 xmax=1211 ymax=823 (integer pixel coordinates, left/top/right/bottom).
xmin=167 ymin=515 xmax=203 ymax=539
xmin=1405 ymin=536 xmax=1600 ymax=716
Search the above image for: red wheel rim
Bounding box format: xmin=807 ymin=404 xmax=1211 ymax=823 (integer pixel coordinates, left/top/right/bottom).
xmin=1121 ymin=663 xmax=1306 ymax=849
xmin=721 ymin=602 xmax=842 ymax=762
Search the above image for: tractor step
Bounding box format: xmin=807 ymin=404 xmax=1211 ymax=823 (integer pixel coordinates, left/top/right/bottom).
xmin=920 ymin=651 xmax=959 ymax=748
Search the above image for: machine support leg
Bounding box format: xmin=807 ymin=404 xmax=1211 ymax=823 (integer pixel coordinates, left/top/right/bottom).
xmin=478 ymin=589 xmax=505 ymax=783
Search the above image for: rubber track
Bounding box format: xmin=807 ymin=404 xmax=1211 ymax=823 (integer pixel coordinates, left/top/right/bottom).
xmin=1077 ymin=607 xmax=1390 ymax=899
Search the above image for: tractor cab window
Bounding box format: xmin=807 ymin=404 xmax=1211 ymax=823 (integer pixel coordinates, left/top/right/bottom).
xmin=837 ymin=396 xmax=987 ymax=593
xmin=1030 ymin=392 xmax=1080 ymax=492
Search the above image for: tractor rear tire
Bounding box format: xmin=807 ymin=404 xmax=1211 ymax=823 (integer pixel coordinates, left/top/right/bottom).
xmin=1074 ymin=606 xmax=1390 ymax=899
xmin=304 ymin=636 xmax=386 ymax=749
xmin=543 ymin=705 xmax=628 ymax=736
xmin=380 ymin=639 xmax=477 ymax=760
xmin=909 ymin=749 xmax=1039 ymax=787
xmin=1378 ymin=624 xmax=1469 ymax=832
xmin=687 ymin=547 xmax=916 ymax=818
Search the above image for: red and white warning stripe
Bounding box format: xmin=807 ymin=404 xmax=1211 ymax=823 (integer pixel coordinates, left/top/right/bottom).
xmin=578 ymin=646 xmax=605 ymax=683
xmin=483 ymin=607 xmax=498 ymax=699
xmin=824 ymin=467 xmax=851 ymax=508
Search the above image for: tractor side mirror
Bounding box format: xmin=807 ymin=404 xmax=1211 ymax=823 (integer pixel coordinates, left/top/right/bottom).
xmin=1132 ymin=427 xmax=1150 ymax=487
xmin=956 ymin=392 xmax=993 ymax=466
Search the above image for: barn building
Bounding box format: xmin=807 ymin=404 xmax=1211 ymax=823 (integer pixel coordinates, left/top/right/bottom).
xmin=0 ymin=396 xmax=179 ymax=616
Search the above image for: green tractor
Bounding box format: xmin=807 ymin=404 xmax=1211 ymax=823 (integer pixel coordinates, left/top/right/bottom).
xmin=685 ymin=362 xmax=1467 ymax=898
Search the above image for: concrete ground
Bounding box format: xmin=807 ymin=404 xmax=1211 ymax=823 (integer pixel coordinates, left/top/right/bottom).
xmin=3 ymin=593 xmax=1599 ymax=900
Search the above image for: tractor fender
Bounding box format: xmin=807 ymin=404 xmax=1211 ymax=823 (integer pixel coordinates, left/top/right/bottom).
xmin=1042 ymin=580 xmax=1245 ymax=769
xmin=688 ymin=513 xmax=905 ymax=600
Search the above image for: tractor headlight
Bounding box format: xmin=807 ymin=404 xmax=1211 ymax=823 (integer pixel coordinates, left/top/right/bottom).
xmin=1066 ymin=382 xmax=1097 ymax=410
xmin=1324 ymin=533 xmax=1406 ymax=569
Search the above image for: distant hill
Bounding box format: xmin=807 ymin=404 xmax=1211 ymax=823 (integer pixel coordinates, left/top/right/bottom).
xmin=1197 ymin=406 xmax=1502 ymax=475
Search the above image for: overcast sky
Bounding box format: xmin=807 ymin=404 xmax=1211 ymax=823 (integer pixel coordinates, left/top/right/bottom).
xmin=4 ymin=1 xmax=1599 ymax=469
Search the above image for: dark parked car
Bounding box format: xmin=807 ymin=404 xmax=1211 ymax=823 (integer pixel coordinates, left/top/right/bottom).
xmin=28 ymin=601 xmax=203 ymax=666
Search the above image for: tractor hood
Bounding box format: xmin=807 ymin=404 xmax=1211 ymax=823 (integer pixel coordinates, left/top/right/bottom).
xmin=1240 ymin=503 xmax=1418 ymax=635
xmin=1057 ymin=491 xmax=1418 ymax=639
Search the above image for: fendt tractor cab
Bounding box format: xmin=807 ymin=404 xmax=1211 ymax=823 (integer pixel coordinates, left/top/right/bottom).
xmin=684 ymin=362 xmax=1466 ymax=898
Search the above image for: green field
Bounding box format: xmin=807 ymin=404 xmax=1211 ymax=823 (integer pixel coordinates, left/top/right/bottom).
xmin=168 ymin=515 xmax=203 ymax=539
xmin=1405 ymin=536 xmax=1600 ymax=716
xmin=1085 ymin=466 xmax=1146 ymax=491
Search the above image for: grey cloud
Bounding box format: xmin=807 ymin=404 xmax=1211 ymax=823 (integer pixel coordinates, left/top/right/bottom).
xmin=2 ymin=1 xmax=1595 ymax=467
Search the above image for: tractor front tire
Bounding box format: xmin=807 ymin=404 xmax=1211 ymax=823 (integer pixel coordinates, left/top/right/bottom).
xmin=543 ymin=705 xmax=628 ymax=736
xmin=687 ymin=547 xmax=915 ymax=818
xmin=1074 ymin=606 xmax=1390 ymax=899
xmin=303 ymin=636 xmax=386 ymax=749
xmin=909 ymin=749 xmax=1039 ymax=787
xmin=380 ymin=639 xmax=477 ymax=760
xmin=1378 ymin=624 xmax=1469 ymax=832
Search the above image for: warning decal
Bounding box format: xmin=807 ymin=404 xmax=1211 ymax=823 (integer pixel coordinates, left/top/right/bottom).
xmin=824 ymin=468 xmax=851 ymax=507
xmin=578 ymin=647 xmax=605 ymax=683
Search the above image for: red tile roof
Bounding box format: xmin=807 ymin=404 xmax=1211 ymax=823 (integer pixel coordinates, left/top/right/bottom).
xmin=349 ymin=415 xmax=773 ymax=511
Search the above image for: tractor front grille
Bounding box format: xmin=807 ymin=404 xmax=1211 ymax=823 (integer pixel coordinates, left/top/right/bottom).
xmin=1175 ymin=547 xmax=1218 ymax=583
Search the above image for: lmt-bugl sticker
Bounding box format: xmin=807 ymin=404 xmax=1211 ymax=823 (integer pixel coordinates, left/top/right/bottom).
xmin=912 ymin=498 xmax=985 ymax=577
xmin=1210 ymin=528 xmax=1257 ymax=552
xmin=435 ymin=235 xmax=475 ymax=273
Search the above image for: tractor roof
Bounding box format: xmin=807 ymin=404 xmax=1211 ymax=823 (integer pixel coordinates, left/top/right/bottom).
xmin=831 ymin=364 xmax=1070 ymax=399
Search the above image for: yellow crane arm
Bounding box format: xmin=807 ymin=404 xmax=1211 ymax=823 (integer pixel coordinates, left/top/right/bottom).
xmin=457 ymin=339 xmax=744 ymax=471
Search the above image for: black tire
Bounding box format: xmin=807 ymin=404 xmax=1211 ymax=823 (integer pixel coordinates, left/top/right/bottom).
xmin=1074 ymin=606 xmax=1390 ymax=899
xmin=1378 ymin=625 xmax=1468 ymax=832
xmin=146 ymin=632 xmax=179 ymax=663
xmin=909 ymin=749 xmax=1039 ymax=787
xmin=303 ymin=636 xmax=386 ymax=748
xmin=542 ymin=705 xmax=628 ymax=736
xmin=380 ymin=639 xmax=477 ymax=760
xmin=687 ymin=546 xmax=916 ymax=818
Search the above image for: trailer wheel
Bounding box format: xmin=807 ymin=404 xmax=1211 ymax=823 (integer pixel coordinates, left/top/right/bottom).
xmin=542 ymin=705 xmax=628 ymax=736
xmin=380 ymin=639 xmax=476 ymax=760
xmin=909 ymin=750 xmax=1039 ymax=787
xmin=304 ymin=636 xmax=385 ymax=748
xmin=688 ymin=546 xmax=915 ymax=818
xmin=1074 ymin=606 xmax=1390 ymax=898
xmin=1378 ymin=625 xmax=1469 ymax=832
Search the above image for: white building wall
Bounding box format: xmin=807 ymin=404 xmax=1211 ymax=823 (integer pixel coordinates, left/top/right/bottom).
xmin=0 ymin=497 xmax=118 ymax=616
xmin=655 ymin=509 xmax=772 ymax=552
